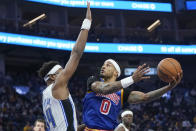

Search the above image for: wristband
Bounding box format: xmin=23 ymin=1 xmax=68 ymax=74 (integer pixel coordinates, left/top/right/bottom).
xmin=120 ymin=76 xmax=134 ymax=88
xmin=81 ymin=19 xmax=91 ymax=30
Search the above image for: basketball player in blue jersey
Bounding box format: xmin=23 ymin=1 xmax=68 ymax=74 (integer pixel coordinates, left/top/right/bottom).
xmin=38 ymin=2 xmax=92 ymax=131
xmin=83 ymin=59 xmax=183 ymax=131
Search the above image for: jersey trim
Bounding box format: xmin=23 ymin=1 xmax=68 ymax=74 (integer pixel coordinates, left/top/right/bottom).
xmin=121 ymin=89 xmax=124 ymax=107
xmin=69 ymin=96 xmax=77 ymax=131
xmin=119 ymin=123 xmax=129 ymax=131
xmin=60 ymin=99 xmax=75 ymax=131
xmin=59 ymin=101 xmax=68 ymax=127
xmin=85 ymin=127 xmax=113 ymax=131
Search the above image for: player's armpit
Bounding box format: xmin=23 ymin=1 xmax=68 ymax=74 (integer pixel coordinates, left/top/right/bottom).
xmin=114 ymin=125 xmax=125 ymax=131
xmin=127 ymin=91 xmax=149 ymax=104
xmin=52 ymin=84 xmax=69 ymax=100
xmin=91 ymin=81 xmax=123 ymax=95
xmin=87 ymin=76 xmax=100 ymax=92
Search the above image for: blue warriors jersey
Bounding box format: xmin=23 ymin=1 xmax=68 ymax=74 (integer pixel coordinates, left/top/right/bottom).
xmin=83 ymin=90 xmax=124 ymax=130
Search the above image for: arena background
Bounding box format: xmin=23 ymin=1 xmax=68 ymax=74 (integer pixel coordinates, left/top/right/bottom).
xmin=0 ymin=0 xmax=196 ymax=130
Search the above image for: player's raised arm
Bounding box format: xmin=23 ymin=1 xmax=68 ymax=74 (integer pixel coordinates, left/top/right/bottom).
xmin=53 ymin=2 xmax=92 ymax=100
xmin=127 ymin=72 xmax=182 ymax=104
xmin=89 ymin=63 xmax=150 ymax=95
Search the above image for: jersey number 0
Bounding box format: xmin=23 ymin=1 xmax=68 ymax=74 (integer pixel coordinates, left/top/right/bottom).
xmin=100 ymin=99 xmax=111 ymax=115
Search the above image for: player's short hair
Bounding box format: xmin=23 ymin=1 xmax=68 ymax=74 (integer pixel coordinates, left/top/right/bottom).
xmin=34 ymin=119 xmax=45 ymax=126
xmin=38 ymin=61 xmax=60 ymax=79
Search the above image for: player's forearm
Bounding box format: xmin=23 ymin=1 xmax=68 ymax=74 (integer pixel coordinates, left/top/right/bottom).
xmin=145 ymin=85 xmax=171 ymax=102
xmin=71 ymin=30 xmax=89 ymax=57
xmin=71 ymin=1 xmax=91 ymax=58
xmin=92 ymin=81 xmax=123 ymax=95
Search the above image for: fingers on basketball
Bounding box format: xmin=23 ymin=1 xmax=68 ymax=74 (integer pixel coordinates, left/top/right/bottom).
xmin=140 ymin=66 xmax=150 ymax=74
xmin=157 ymin=58 xmax=182 ymax=83
xmin=141 ymin=76 xmax=151 ymax=80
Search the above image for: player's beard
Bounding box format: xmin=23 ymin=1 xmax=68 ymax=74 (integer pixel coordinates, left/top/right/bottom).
xmin=99 ymin=72 xmax=112 ymax=80
xmin=99 ymin=72 xmax=104 ymax=78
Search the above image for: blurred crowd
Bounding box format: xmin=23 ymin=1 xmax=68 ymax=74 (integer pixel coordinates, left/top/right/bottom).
xmin=0 ymin=72 xmax=196 ymax=131
xmin=0 ymin=22 xmax=168 ymax=44
xmin=0 ymin=72 xmax=43 ymax=131
xmin=1 ymin=18 xmax=195 ymax=45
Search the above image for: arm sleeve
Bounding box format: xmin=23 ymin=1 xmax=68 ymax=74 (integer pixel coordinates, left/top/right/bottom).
xmin=123 ymin=88 xmax=132 ymax=105
xmin=87 ymin=76 xmax=99 ymax=92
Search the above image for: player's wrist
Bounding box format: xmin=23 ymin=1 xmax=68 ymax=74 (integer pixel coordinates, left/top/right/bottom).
xmin=81 ymin=19 xmax=91 ymax=30
xmin=120 ymin=76 xmax=134 ymax=88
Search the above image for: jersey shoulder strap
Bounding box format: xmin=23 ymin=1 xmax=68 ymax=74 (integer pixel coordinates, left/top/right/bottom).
xmin=43 ymin=84 xmax=55 ymax=99
xmin=119 ymin=123 xmax=129 ymax=131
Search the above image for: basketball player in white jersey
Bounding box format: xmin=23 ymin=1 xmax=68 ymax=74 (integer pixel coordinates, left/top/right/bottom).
xmin=38 ymin=2 xmax=92 ymax=131
xmin=115 ymin=110 xmax=133 ymax=131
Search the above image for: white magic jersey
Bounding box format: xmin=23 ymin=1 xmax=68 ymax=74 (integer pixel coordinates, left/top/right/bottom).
xmin=117 ymin=123 xmax=129 ymax=131
xmin=42 ymin=84 xmax=77 ymax=131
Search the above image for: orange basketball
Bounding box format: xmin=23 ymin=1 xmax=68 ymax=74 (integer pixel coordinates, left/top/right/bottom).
xmin=157 ymin=58 xmax=182 ymax=83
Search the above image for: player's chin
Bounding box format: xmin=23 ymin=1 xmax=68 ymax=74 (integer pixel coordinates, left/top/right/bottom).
xmin=99 ymin=73 xmax=105 ymax=78
xmin=125 ymin=119 xmax=132 ymax=123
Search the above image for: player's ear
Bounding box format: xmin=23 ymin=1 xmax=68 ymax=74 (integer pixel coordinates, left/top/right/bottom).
xmin=49 ymin=74 xmax=56 ymax=81
xmin=121 ymin=117 xmax=124 ymax=122
xmin=114 ymin=70 xmax=118 ymax=78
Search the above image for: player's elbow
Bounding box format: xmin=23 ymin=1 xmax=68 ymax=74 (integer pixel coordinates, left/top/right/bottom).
xmin=98 ymin=85 xmax=113 ymax=95
xmin=128 ymin=94 xmax=150 ymax=104
xmin=101 ymin=89 xmax=110 ymax=95
xmin=72 ymin=46 xmax=83 ymax=58
xmin=136 ymin=94 xmax=150 ymax=104
xmin=91 ymin=83 xmax=109 ymax=95
xmin=143 ymin=94 xmax=150 ymax=102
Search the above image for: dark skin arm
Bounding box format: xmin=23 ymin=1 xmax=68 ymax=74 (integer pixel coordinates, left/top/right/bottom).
xmin=52 ymin=2 xmax=92 ymax=100
xmin=91 ymin=81 xmax=122 ymax=95
xmin=128 ymin=72 xmax=183 ymax=104
xmin=91 ymin=64 xmax=150 ymax=95
xmin=77 ymin=124 xmax=86 ymax=131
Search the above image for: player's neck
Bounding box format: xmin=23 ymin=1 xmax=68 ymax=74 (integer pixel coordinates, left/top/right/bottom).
xmin=123 ymin=122 xmax=131 ymax=130
xmin=104 ymin=76 xmax=116 ymax=83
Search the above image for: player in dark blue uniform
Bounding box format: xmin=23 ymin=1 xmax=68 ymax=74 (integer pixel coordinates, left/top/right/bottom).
xmin=83 ymin=87 xmax=122 ymax=130
xmin=83 ymin=59 xmax=182 ymax=131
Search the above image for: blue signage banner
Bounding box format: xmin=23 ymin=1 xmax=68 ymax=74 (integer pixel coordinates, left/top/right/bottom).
xmin=25 ymin=0 xmax=172 ymax=12
xmin=0 ymin=32 xmax=196 ymax=55
xmin=186 ymin=1 xmax=196 ymax=10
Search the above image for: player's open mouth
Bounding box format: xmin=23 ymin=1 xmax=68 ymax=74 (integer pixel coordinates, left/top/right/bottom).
xmin=100 ymin=70 xmax=104 ymax=74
